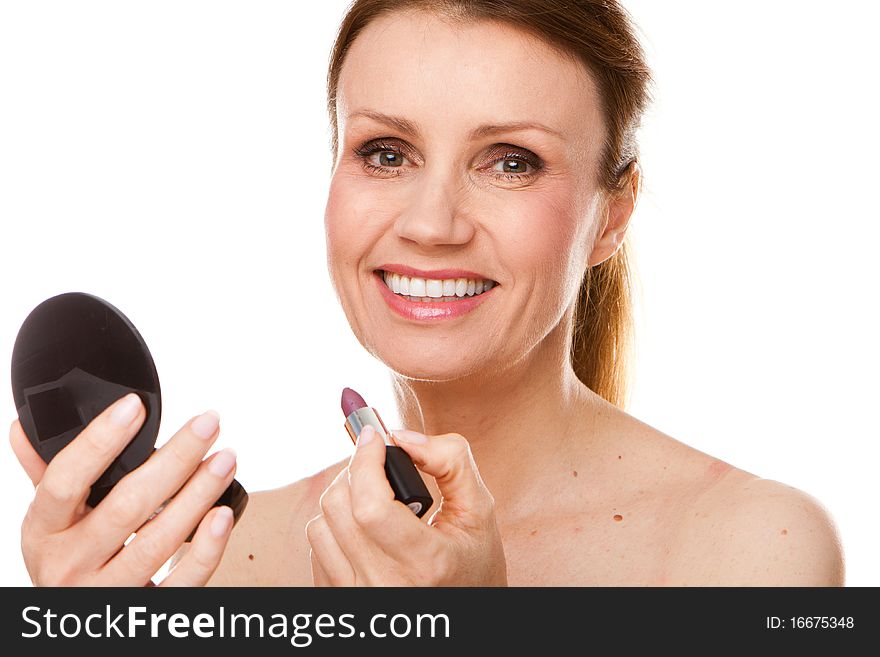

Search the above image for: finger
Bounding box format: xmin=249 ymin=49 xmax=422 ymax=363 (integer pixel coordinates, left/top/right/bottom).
xmin=89 ymin=447 xmax=236 ymax=573
xmin=82 ymin=410 xmax=222 ymax=560
xmin=160 ymin=506 xmax=234 ymax=587
xmin=310 ymin=549 xmax=332 ymax=587
xmin=392 ymin=430 xmax=493 ymax=520
xmin=347 ymin=425 xmax=426 ymax=548
xmin=316 ymin=467 xmax=376 ymax=569
xmin=347 ymin=425 xmax=394 ymax=505
xmin=9 ymin=419 xmax=47 ymax=486
xmin=306 ymin=514 xmax=355 ymax=586
xmin=30 ymin=393 xmax=146 ymax=534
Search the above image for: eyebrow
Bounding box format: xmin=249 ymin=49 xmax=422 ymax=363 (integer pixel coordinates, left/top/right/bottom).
xmin=346 ymin=109 xmax=564 ymax=140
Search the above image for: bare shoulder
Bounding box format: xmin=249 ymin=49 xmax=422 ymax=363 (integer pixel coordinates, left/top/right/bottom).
xmin=207 ymin=458 xmax=348 ymax=586
xmin=667 ymin=473 xmax=845 ymax=586
xmin=597 ymin=404 xmax=844 ymax=586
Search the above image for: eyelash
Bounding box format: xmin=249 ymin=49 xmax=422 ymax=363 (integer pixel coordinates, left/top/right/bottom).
xmin=352 ymin=139 xmax=543 ymax=181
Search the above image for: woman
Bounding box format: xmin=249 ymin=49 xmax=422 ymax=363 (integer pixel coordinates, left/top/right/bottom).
xmin=10 ymin=0 xmax=844 ymax=586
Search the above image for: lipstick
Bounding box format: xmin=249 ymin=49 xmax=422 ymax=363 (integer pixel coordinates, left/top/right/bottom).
xmin=341 ymin=387 xmax=433 ymax=518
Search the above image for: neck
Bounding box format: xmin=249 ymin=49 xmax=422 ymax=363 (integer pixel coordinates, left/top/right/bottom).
xmin=390 ymin=317 xmax=604 ymax=523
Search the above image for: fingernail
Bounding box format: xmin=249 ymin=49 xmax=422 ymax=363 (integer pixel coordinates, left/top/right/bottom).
xmin=191 ymin=410 xmax=220 ymax=439
xmin=208 ymin=448 xmax=236 ymax=477
xmin=357 ymin=425 xmax=375 ymax=446
xmin=110 ymin=393 xmax=142 ymax=427
xmin=210 ymin=506 xmax=233 ymax=537
xmin=392 ymin=429 xmax=428 ymax=444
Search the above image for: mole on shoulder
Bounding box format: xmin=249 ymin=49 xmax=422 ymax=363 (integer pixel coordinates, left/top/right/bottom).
xmin=781 ymin=529 xmax=788 ymax=536
xmin=248 ymin=554 xmax=255 ymax=561
xmin=613 ymin=514 xmax=623 ymax=522
xmin=572 ymin=470 xmax=578 ymax=477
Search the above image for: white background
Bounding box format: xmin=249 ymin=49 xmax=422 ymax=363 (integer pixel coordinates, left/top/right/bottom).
xmin=1 ymin=1 xmax=877 ymax=586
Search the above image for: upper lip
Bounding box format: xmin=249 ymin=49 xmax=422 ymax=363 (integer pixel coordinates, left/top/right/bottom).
xmin=376 ymin=263 xmax=497 ymax=282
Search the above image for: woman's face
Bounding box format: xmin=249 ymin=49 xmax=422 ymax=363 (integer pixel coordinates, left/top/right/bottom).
xmin=325 ymin=11 xmax=609 ymax=381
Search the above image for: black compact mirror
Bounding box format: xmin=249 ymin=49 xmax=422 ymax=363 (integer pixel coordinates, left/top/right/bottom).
xmin=11 ymin=292 xmax=247 ymax=529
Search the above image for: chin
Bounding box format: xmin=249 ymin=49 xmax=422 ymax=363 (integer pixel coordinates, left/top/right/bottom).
xmin=369 ymin=340 xmax=493 ymax=383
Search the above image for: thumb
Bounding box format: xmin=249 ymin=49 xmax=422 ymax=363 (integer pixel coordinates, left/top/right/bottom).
xmin=391 ymin=430 xmax=493 ymax=518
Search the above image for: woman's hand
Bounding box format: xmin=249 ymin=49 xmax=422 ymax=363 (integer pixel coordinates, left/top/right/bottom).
xmin=9 ymin=393 xmax=237 ymax=586
xmin=306 ymin=426 xmax=507 ymax=586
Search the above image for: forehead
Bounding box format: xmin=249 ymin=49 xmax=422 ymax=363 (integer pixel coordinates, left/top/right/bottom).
xmin=336 ymin=10 xmax=603 ymax=147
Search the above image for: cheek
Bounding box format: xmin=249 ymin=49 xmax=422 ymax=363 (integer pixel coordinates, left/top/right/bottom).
xmin=497 ymin=182 xmax=589 ymax=300
xmin=325 ymin=166 xmax=402 ymax=232
xmin=324 ymin=178 xmax=369 ymax=339
xmin=324 ymin=171 xmax=401 ymax=344
xmin=324 ymin=174 xmax=379 ymax=284
xmin=324 ymin=177 xmax=351 ymax=276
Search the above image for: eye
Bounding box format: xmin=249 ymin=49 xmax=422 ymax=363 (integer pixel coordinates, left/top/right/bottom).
xmin=484 ymin=146 xmax=543 ymax=180
xmin=352 ymin=139 xmax=543 ymax=182
xmin=492 ymin=157 xmax=533 ymax=175
xmin=353 ymin=139 xmax=412 ymax=176
xmin=375 ymin=151 xmax=403 ymax=167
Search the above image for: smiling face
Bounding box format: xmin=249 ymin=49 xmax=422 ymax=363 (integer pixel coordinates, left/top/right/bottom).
xmin=325 ymin=10 xmax=611 ymax=382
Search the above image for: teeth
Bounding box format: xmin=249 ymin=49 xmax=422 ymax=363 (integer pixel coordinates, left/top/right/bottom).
xmin=425 ymin=279 xmax=443 ymax=298
xmin=381 ymin=271 xmax=496 ymax=300
xmin=409 ymin=277 xmax=426 ymax=297
xmin=397 ymin=295 xmax=459 ymax=303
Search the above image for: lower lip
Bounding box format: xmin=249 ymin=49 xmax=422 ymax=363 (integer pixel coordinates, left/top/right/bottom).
xmin=374 ymin=272 xmax=496 ymax=321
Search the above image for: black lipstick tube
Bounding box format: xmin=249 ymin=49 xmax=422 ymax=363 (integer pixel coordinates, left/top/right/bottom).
xmin=343 ymin=406 xmax=433 ymax=518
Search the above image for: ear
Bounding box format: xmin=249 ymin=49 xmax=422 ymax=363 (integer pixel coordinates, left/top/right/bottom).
xmin=587 ymin=162 xmax=641 ymax=267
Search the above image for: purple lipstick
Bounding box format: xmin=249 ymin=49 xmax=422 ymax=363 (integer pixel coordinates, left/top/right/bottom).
xmin=341 ymin=387 xmax=368 ymax=419
xmin=340 ymin=387 xmax=433 ymax=518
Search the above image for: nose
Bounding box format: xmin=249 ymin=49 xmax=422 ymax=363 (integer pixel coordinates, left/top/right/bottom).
xmin=393 ymin=168 xmax=476 ymax=248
